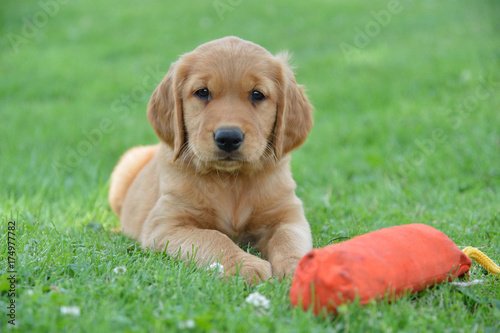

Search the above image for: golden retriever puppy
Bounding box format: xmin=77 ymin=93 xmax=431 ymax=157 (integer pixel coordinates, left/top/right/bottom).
xmin=109 ymin=36 xmax=313 ymax=283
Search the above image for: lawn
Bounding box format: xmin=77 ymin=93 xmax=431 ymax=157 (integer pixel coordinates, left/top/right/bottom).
xmin=1 ymin=0 xmax=500 ymax=331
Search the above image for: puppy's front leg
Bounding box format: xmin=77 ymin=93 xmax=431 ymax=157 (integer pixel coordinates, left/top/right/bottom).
xmin=140 ymin=197 xmax=272 ymax=284
xmin=259 ymin=211 xmax=312 ymax=280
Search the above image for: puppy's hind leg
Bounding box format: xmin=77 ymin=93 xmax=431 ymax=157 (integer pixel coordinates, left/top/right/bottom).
xmin=108 ymin=144 xmax=159 ymax=217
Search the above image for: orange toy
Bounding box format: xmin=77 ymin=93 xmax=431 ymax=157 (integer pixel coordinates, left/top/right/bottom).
xmin=290 ymin=223 xmax=498 ymax=315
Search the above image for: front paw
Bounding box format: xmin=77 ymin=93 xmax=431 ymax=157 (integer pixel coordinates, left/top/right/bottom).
xmin=226 ymin=255 xmax=272 ymax=284
xmin=271 ymin=256 xmax=302 ymax=280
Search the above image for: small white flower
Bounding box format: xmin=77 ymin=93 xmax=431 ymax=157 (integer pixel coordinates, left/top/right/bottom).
xmin=245 ymin=291 xmax=270 ymax=309
xmin=206 ymin=262 xmax=224 ymax=276
xmin=26 ymin=289 xmax=34 ymax=296
xmin=178 ymin=319 xmax=195 ymax=329
xmin=113 ymin=266 xmax=127 ymax=274
xmin=60 ymin=306 xmax=81 ymax=316
xmin=450 ymin=279 xmax=484 ymax=287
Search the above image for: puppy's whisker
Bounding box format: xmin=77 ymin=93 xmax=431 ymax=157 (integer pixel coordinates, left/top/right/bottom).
xmin=180 ymin=145 xmax=190 ymax=165
xmin=187 ymin=151 xmax=197 ymax=173
xmin=263 ymin=143 xmax=278 ymax=164
xmin=216 ymin=169 xmax=223 ymax=183
xmin=179 ymin=142 xmax=191 ymax=164
xmin=180 ymin=148 xmax=191 ymax=181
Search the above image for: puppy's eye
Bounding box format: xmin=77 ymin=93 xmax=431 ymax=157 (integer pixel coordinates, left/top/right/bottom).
xmin=194 ymin=88 xmax=210 ymax=101
xmin=250 ymin=90 xmax=266 ymax=103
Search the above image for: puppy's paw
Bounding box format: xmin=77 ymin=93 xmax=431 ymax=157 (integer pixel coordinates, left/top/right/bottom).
xmin=271 ymin=256 xmax=302 ymax=281
xmin=226 ymin=255 xmax=272 ymax=284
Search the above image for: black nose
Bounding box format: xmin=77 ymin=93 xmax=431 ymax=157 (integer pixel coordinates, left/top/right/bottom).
xmin=214 ymin=127 xmax=244 ymax=153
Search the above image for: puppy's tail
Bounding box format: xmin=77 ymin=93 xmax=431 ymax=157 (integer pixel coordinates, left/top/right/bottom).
xmin=108 ymin=144 xmax=159 ymax=217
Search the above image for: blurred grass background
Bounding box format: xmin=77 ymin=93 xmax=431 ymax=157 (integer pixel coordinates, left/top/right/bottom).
xmin=1 ymin=0 xmax=500 ymax=331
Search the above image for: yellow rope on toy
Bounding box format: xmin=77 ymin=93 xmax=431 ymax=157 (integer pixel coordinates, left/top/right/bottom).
xmin=462 ymin=247 xmax=500 ymax=275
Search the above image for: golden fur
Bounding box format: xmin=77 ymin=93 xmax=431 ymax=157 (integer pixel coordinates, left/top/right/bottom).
xmin=109 ymin=36 xmax=313 ymax=283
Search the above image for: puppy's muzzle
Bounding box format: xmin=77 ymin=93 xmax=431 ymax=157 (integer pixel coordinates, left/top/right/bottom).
xmin=214 ymin=127 xmax=244 ymax=153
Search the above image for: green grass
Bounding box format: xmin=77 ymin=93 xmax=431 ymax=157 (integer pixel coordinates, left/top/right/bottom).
xmin=1 ymin=0 xmax=500 ymax=331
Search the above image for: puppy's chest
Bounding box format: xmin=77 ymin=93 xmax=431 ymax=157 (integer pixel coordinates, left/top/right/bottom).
xmin=207 ymin=183 xmax=261 ymax=237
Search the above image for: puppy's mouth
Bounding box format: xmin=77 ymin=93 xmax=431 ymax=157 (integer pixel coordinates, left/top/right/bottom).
xmin=189 ymin=145 xmax=257 ymax=173
xmin=208 ymin=152 xmax=247 ymax=171
xmin=214 ymin=150 xmax=244 ymax=161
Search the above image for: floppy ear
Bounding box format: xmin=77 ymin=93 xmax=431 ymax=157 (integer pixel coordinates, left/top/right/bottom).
xmin=273 ymin=53 xmax=313 ymax=159
xmin=147 ymin=62 xmax=185 ymax=160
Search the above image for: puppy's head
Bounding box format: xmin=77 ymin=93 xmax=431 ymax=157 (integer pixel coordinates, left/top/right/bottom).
xmin=148 ymin=36 xmax=313 ymax=173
